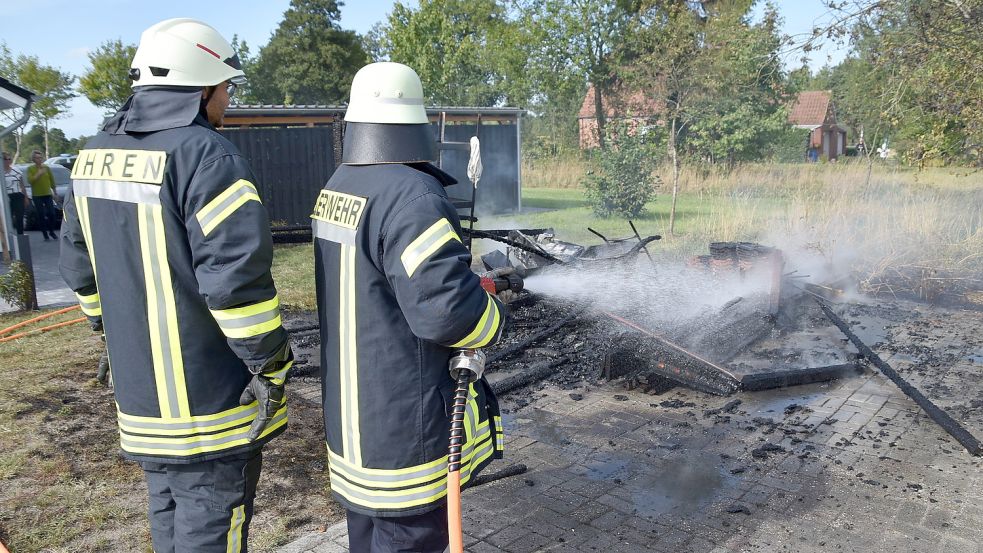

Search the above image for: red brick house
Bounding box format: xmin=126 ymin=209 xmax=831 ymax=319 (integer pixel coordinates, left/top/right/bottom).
xmin=788 ymin=90 xmax=848 ymax=161
xmin=577 ymin=84 xmax=664 ymax=149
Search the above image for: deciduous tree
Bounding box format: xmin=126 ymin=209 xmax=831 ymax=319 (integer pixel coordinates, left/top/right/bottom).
xmin=380 ymin=0 xmax=532 ymax=107
xmin=245 ymin=0 xmax=369 ymax=104
xmin=78 ymin=39 xmax=136 ymax=112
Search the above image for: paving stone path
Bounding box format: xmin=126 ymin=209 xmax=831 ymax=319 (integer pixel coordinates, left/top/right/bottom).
xmin=279 ymin=302 xmax=983 ymax=553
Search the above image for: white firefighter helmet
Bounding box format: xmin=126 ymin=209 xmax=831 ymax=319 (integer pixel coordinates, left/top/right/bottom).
xmin=341 ymin=62 xmax=436 ymax=164
xmin=344 ymin=62 xmax=429 ymax=124
xmin=130 ymin=18 xmax=245 ymax=88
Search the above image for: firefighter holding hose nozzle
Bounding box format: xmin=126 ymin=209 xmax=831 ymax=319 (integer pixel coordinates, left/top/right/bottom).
xmin=312 ymin=62 xmax=517 ymax=552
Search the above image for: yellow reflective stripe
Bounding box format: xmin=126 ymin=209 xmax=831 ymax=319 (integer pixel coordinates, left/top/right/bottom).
xmin=120 ymin=406 xmax=287 ymax=456
xmin=139 ymin=204 xmax=190 ymax=419
xmin=117 ymin=401 xmax=255 ymax=424
xmin=327 ymin=426 xmax=492 ymax=489
xmin=262 ymin=361 xmax=291 ymax=385
xmin=494 ymin=415 xmax=504 ymax=451
xmin=226 ymin=505 xmax=245 ymax=553
xmin=327 ymin=432 xmax=494 ymax=510
xmin=117 ymin=405 xmax=260 ymax=437
xmin=450 ymin=294 xmax=501 ymax=349
xmin=210 ymin=297 xmax=283 ymax=339
xmin=339 ymin=244 xmax=362 ymax=465
xmin=196 ymin=179 xmax=261 ymax=236
xmin=210 ymin=296 xmax=279 ymax=320
xmin=400 ymin=218 xmax=461 ymax=277
xmin=76 ymin=291 xmax=102 ymax=316
xmin=76 ymin=196 xmax=98 ymax=281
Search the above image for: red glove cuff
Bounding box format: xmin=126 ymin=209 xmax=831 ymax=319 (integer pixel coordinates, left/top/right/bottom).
xmin=479 ymin=277 xmax=497 ymax=295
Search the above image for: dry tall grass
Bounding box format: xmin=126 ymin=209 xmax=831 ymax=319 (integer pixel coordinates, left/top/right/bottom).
xmin=524 ymin=156 xmax=983 ymax=298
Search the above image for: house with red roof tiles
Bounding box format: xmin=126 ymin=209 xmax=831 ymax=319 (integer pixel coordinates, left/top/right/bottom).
xmin=577 ymin=83 xmax=665 ymax=149
xmin=788 ymin=90 xmax=849 ymax=161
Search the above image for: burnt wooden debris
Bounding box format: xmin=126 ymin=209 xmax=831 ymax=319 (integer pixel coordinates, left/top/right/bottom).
xmin=816 ymin=298 xmax=983 ymax=457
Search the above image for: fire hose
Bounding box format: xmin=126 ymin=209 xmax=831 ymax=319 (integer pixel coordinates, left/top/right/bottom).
xmin=447 ymin=271 xmax=524 ymax=553
xmin=0 ymin=305 xmax=86 ymax=343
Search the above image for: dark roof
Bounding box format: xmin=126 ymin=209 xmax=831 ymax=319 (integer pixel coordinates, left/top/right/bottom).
xmin=788 ymin=91 xmax=832 ymax=126
xmin=0 ymin=76 xmax=35 ymax=110
xmin=226 ymin=105 xmax=525 ymax=117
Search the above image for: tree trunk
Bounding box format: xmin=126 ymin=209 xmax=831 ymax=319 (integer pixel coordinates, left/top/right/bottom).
xmin=42 ymin=119 xmax=50 ymax=159
xmin=668 ymin=116 xmax=680 ymax=237
xmin=593 ymin=81 xmax=606 ymax=150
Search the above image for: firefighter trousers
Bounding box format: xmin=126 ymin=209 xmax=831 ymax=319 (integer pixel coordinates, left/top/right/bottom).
xmin=141 ymin=450 xmax=262 ymax=553
xmin=346 ymin=505 xmax=449 ymax=553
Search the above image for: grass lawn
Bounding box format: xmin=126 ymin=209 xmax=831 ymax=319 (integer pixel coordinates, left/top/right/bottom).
xmin=0 ymin=300 xmax=336 ymax=552
xmin=486 ymin=187 xmax=788 ymax=255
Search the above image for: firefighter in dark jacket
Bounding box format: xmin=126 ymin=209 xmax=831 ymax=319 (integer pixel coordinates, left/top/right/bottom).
xmin=59 ymin=19 xmax=292 ymax=553
xmin=313 ymin=62 xmax=507 ymax=552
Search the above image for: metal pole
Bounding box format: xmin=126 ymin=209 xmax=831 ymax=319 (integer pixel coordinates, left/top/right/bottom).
xmin=515 ymin=114 xmax=522 ymax=213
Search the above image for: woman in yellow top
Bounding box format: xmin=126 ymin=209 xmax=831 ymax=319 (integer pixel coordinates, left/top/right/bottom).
xmin=26 ymin=150 xmax=58 ymax=241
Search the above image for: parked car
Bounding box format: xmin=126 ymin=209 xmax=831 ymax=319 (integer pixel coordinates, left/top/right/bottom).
xmin=45 ymin=154 xmax=78 ymax=171
xmin=13 ymin=163 xmax=71 ymax=230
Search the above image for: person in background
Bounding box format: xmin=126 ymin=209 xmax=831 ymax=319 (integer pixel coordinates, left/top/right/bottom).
xmin=3 ymin=152 xmax=28 ymax=236
xmin=26 ymin=150 xmax=58 ymax=240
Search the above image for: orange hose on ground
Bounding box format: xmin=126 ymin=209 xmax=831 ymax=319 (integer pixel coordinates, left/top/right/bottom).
xmin=0 ymin=305 xmax=80 ymax=336
xmin=0 ymin=538 xmax=9 ymax=553
xmin=0 ymin=317 xmax=87 ymax=343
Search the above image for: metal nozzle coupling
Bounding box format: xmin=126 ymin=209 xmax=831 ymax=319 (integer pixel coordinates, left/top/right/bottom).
xmin=449 ymin=349 xmax=486 ymax=382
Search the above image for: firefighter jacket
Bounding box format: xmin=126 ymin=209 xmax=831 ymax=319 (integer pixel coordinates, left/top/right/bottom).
xmin=313 ymin=162 xmax=506 ymax=517
xmin=59 ymin=87 xmax=291 ymax=464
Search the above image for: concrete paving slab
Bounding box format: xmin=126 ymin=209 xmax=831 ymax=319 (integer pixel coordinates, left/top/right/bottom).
xmin=278 ymin=301 xmax=983 ymax=552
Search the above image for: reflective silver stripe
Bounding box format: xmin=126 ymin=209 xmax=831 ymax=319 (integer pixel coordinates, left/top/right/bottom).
xmin=118 ymin=405 xmax=259 ymax=431
xmin=455 ymin=298 xmax=500 ymax=349
xmin=227 ymin=505 xmax=245 ymax=553
xmin=328 ymin=435 xmax=494 ymax=507
xmin=120 ymin=410 xmax=288 ymax=451
xmin=313 ymin=219 xmax=356 ymax=246
xmin=142 ymin=205 xmax=181 ymax=418
xmin=328 ymin=426 xmax=491 ymax=485
xmin=330 ymin=473 xmax=447 ymax=505
xmin=400 ymin=218 xmax=459 ymax=277
xmin=76 ymin=292 xmax=101 ymax=315
xmin=331 ymin=457 xmax=448 ymax=484
xmin=214 ymin=308 xmax=280 ymax=331
xmin=75 ymin=178 xmax=160 ymax=205
xmin=196 ymin=182 xmax=257 ymax=235
xmin=340 ymin=245 xmax=361 ymax=464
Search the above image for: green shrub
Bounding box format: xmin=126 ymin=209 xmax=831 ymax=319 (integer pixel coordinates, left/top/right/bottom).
xmin=0 ymin=261 xmax=35 ymax=311
xmin=768 ymin=126 xmax=811 ymax=163
xmin=581 ymin=128 xmax=656 ymax=218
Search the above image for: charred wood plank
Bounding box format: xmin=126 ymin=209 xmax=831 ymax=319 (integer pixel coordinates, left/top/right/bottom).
xmin=739 ymin=362 xmax=862 ymax=392
xmin=491 ymin=357 xmax=570 ymax=396
xmin=487 ymin=310 xmax=583 ymax=366
xmin=816 ymin=299 xmax=983 ymax=457
xmin=599 ymin=311 xmax=740 ymax=396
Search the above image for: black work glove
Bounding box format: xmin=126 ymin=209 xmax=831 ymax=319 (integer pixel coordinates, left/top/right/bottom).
xmin=96 ymin=351 xmax=111 ymax=386
xmin=239 ymin=374 xmax=286 ymax=442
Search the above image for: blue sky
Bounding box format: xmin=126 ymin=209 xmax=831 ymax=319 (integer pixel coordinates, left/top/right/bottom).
xmin=2 ymin=1 xmax=850 ymax=139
